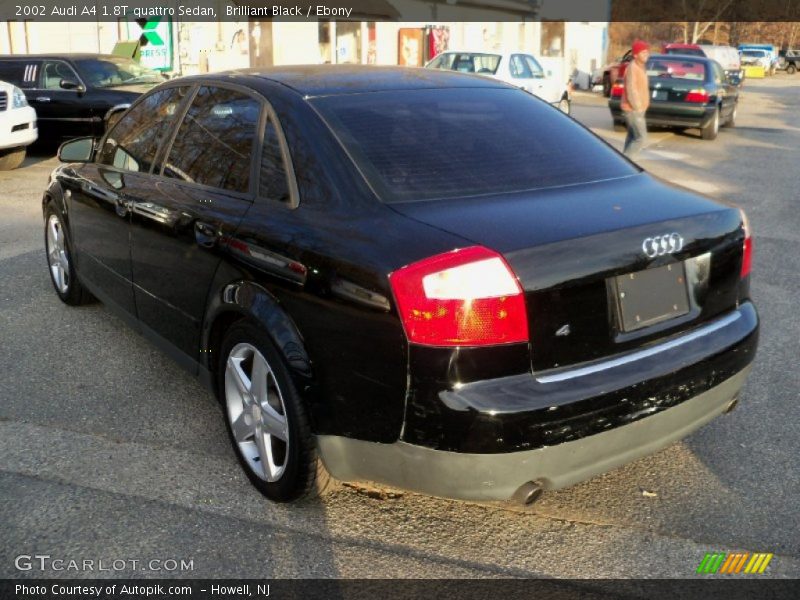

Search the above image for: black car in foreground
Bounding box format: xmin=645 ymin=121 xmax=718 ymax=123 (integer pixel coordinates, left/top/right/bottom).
xmin=610 ymin=54 xmax=740 ymax=140
xmin=44 ymin=66 xmax=757 ymax=504
xmin=0 ymin=54 xmax=163 ymax=142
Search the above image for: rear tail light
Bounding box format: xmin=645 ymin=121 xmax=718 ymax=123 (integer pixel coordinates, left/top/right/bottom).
xmin=611 ymin=82 xmax=624 ymax=97
xmin=685 ymin=89 xmax=710 ymax=103
xmin=388 ymin=246 xmax=529 ymax=347
xmin=740 ymin=208 xmax=753 ymax=278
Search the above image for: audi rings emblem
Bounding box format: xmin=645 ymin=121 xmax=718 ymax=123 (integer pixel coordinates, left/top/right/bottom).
xmin=642 ymin=233 xmax=684 ymax=258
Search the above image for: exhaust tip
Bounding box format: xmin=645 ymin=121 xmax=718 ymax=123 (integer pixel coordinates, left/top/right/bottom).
xmin=724 ymin=394 xmax=740 ymax=414
xmin=512 ymin=480 xmax=545 ymax=506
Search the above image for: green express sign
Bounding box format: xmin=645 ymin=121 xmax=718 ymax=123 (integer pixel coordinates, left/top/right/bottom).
xmin=125 ymin=15 xmax=173 ymax=71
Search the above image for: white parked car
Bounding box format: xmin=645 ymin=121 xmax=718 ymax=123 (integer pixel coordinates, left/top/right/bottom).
xmin=0 ymin=79 xmax=37 ymax=170
xmin=699 ymin=45 xmax=743 ymax=79
xmin=425 ymin=51 xmax=572 ymax=114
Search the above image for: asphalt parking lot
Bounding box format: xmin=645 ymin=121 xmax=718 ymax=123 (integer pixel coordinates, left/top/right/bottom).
xmin=1 ymin=75 xmax=799 ymax=579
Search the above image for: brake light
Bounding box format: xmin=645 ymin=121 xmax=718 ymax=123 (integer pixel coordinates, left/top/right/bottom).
xmin=740 ymin=208 xmax=753 ymax=278
xmin=685 ymin=89 xmax=710 ymax=103
xmin=611 ymin=82 xmax=624 ymax=97
xmin=388 ymin=246 xmax=529 ymax=346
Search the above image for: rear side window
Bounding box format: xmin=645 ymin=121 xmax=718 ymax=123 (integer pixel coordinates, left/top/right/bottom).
xmin=162 ymin=86 xmax=260 ymax=193
xmin=0 ymin=61 xmax=39 ymax=88
xmin=259 ymin=118 xmax=290 ymax=204
xmin=427 ymin=53 xmax=455 ymax=70
xmin=97 ymin=87 xmax=188 ymax=173
xmin=313 ymin=88 xmax=638 ymax=203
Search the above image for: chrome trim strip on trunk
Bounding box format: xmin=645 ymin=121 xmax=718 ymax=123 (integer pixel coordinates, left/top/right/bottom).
xmin=535 ymin=311 xmax=742 ymax=384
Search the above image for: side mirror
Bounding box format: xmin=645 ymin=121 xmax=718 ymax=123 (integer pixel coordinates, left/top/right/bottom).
xmin=58 ymin=137 xmax=94 ymax=163
xmin=60 ymin=78 xmax=86 ymax=92
xmin=546 ymin=69 xmax=553 ymax=78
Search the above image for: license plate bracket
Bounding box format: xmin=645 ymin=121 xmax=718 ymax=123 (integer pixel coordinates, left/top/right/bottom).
xmin=652 ymin=89 xmax=668 ymax=101
xmin=612 ymin=263 xmax=690 ymax=333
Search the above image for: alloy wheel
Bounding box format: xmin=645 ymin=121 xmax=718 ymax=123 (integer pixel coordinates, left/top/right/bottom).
xmin=225 ymin=343 xmax=290 ymax=482
xmin=46 ymin=214 xmax=69 ymax=294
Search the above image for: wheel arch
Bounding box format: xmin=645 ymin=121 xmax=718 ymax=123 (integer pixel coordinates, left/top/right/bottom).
xmin=202 ymin=280 xmax=316 ymax=404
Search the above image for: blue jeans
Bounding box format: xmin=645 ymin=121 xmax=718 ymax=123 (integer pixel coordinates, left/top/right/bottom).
xmin=623 ymin=111 xmax=648 ymax=158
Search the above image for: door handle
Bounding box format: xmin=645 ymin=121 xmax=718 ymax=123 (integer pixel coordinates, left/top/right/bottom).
xmin=35 ymin=96 xmax=51 ymax=102
xmin=195 ymin=221 xmax=218 ymax=248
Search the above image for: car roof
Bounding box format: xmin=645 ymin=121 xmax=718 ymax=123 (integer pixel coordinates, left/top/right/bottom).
xmin=0 ymin=53 xmax=126 ymax=60
xmin=650 ymin=53 xmax=713 ymax=63
xmin=186 ymin=65 xmax=511 ymax=97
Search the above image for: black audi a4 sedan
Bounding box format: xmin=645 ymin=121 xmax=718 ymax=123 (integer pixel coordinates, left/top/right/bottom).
xmin=44 ymin=66 xmax=757 ymax=504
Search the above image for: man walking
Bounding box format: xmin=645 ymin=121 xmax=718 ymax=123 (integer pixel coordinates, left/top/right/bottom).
xmin=621 ymin=39 xmax=650 ymax=158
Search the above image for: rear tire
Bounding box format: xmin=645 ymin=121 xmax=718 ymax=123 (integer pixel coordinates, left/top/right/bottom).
xmin=44 ymin=204 xmax=94 ymax=306
xmin=701 ymin=107 xmax=720 ymax=140
xmin=557 ymin=95 xmax=571 ymax=115
xmin=602 ymin=73 xmax=611 ymax=97
xmin=787 ymin=64 xmax=797 ymax=75
xmin=0 ymin=147 xmax=26 ymax=170
xmin=722 ymin=104 xmax=737 ymax=128
xmin=218 ymin=322 xmax=335 ymax=502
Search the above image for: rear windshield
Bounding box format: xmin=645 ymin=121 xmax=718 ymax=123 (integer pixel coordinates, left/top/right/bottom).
xmin=312 ymin=88 xmax=637 ymax=203
xmin=447 ymin=53 xmax=502 ymax=75
xmin=741 ymin=50 xmax=767 ymax=57
xmin=646 ymin=58 xmax=707 ymax=81
xmin=664 ymin=48 xmax=705 ymax=57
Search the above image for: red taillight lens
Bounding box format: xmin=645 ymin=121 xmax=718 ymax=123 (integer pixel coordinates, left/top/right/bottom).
xmin=611 ymin=82 xmax=624 ymax=97
xmin=388 ymin=246 xmax=529 ymax=347
xmin=740 ymin=209 xmax=753 ymax=278
xmin=685 ymin=89 xmax=710 ymax=103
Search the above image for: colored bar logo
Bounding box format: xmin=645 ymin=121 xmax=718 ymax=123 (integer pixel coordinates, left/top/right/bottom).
xmin=696 ymin=552 xmax=773 ymax=574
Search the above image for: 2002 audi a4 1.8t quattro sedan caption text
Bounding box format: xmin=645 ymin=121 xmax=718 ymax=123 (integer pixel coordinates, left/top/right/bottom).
xmin=44 ymin=66 xmax=758 ymax=504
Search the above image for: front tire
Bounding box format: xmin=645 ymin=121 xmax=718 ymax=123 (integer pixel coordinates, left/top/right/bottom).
xmin=0 ymin=147 xmax=26 ymax=170
xmin=557 ymin=95 xmax=571 ymax=115
xmin=219 ymin=322 xmax=334 ymax=502
xmin=44 ymin=205 xmax=93 ymax=305
xmin=787 ymin=64 xmax=797 ymax=75
xmin=701 ymin=107 xmax=720 ymax=140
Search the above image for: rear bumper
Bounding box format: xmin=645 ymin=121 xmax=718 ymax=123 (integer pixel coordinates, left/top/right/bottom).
xmin=319 ymin=366 xmax=750 ymax=501
xmin=610 ymin=102 xmax=717 ymax=128
xmin=319 ymin=303 xmax=757 ymax=500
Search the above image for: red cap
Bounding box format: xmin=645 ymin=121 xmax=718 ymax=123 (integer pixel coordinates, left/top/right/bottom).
xmin=632 ymin=40 xmax=650 ymax=56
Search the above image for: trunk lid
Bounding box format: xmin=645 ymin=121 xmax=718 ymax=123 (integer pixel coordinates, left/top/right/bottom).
xmin=391 ymin=174 xmax=745 ymax=371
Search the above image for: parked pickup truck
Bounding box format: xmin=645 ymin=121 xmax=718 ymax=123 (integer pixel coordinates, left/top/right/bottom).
xmin=600 ymin=49 xmax=633 ymax=97
xmin=778 ymin=49 xmax=800 ymax=74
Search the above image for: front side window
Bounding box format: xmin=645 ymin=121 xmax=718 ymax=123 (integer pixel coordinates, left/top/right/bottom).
xmin=523 ymin=55 xmax=545 ymax=78
xmin=509 ymin=55 xmax=533 ymax=79
xmin=97 ymin=87 xmax=189 ymax=173
xmin=41 ymin=61 xmax=80 ymax=90
xmin=162 ymin=86 xmax=261 ymax=193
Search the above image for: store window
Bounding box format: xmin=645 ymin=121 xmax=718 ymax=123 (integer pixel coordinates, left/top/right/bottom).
xmin=540 ymin=22 xmax=565 ymax=58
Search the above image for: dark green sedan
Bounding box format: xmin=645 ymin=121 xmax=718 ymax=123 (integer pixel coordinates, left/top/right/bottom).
xmin=609 ymin=54 xmax=740 ymax=140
